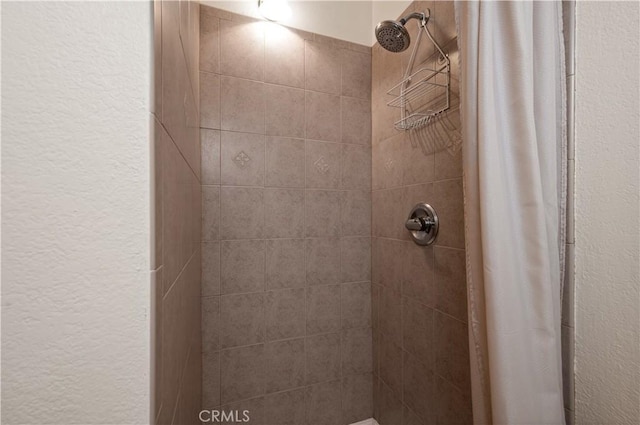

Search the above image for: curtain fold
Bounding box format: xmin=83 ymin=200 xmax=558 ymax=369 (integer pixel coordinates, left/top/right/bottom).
xmin=455 ymin=2 xmax=567 ymax=424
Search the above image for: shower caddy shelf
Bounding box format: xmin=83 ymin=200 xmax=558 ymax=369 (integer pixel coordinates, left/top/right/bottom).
xmin=386 ymin=10 xmax=451 ymax=131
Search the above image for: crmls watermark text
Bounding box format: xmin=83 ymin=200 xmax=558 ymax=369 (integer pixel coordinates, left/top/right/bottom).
xmin=199 ymin=409 xmax=250 ymax=423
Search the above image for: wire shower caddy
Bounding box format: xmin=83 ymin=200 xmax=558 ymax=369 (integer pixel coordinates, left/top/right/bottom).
xmin=386 ymin=10 xmax=451 ymax=132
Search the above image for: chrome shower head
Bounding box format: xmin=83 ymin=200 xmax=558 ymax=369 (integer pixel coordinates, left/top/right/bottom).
xmin=375 ymin=12 xmax=427 ymax=53
xmin=375 ymin=20 xmax=410 ymax=52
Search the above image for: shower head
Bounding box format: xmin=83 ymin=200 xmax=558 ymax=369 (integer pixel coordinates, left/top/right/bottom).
xmin=375 ymin=20 xmax=410 ymax=52
xmin=375 ymin=12 xmax=427 ymax=53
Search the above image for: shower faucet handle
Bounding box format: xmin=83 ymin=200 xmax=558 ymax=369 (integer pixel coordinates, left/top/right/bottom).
xmin=405 ymin=203 xmax=439 ymax=246
xmin=405 ymin=217 xmax=433 ymax=232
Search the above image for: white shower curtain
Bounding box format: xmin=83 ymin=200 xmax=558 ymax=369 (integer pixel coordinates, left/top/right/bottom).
xmin=455 ymin=2 xmax=567 ymax=424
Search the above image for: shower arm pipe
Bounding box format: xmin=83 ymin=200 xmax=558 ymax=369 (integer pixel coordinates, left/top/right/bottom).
xmin=401 ymin=9 xmax=449 ymax=81
xmin=399 ymin=11 xmax=428 ymax=26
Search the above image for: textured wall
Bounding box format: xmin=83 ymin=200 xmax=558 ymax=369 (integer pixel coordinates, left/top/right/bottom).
xmin=371 ymin=1 xmax=472 ymax=424
xmin=1 ymin=2 xmax=152 ymax=423
xmin=198 ymin=5 xmax=373 ymax=424
xmin=574 ymin=2 xmax=640 ymax=424
xmin=153 ymin=1 xmax=203 ymax=424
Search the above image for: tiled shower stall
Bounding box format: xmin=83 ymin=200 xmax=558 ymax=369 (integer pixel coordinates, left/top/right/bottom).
xmin=198 ymin=5 xmax=373 ymax=424
xmin=371 ymin=0 xmax=470 ymax=423
xmin=153 ymin=1 xmax=576 ymax=424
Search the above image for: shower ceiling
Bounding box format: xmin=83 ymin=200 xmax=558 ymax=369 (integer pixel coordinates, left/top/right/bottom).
xmin=202 ymin=1 xmax=411 ymax=45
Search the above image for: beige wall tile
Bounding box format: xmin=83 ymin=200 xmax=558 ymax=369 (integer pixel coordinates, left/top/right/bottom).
xmin=163 ymin=131 xmax=201 ymax=292
xmin=200 ymin=72 xmax=221 ymax=130
xmin=265 ymin=27 xmax=305 ymax=88
xmin=341 ymin=327 xmax=373 ymax=375
xmin=305 ymin=40 xmax=341 ymax=95
xmin=264 ymin=338 xmax=305 ymax=393
xmin=221 ymin=131 xmax=265 ymax=186
xmin=202 ymin=186 xmax=221 ymax=241
xmin=402 ymin=405 xmax=424 ymax=425
xmin=306 ymin=140 xmax=342 ymax=189
xmin=220 ymin=18 xmax=264 ymax=81
xmin=201 ymin=129 xmax=221 ymax=185
xmin=403 ymin=351 xmax=435 ymax=423
xmin=265 ymin=84 xmax=305 ymax=138
xmin=304 ymin=190 xmax=341 ymax=237
xmin=341 ymin=237 xmax=371 ymax=283
xmin=399 ymin=134 xmax=435 ymax=186
xmin=341 ymin=190 xmax=371 ymax=237
xmin=305 ymin=238 xmax=341 ymax=286
xmin=435 ymin=375 xmax=473 ymax=425
xmin=372 ymin=188 xmax=404 ymax=239
xmin=264 ymin=389 xmax=306 ymax=425
xmin=220 ymin=293 xmax=265 ymax=348
xmin=342 ymin=96 xmax=372 ymax=145
xmin=434 ymin=312 xmax=470 ymax=393
xmin=402 ymin=242 xmax=435 ymax=307
xmin=162 ymin=3 xmax=188 ymax=145
xmin=342 ymin=374 xmax=373 ymax=424
xmin=220 ymin=344 xmax=265 ymax=404
xmin=264 ymin=188 xmax=304 ymax=238
xmin=305 ymin=91 xmax=340 ymax=142
xmin=202 ymin=241 xmax=221 ymax=296
xmin=220 ymin=186 xmax=264 ymax=239
xmin=402 ymin=298 xmax=434 ymax=367
xmin=379 ymin=335 xmax=403 ymax=395
xmin=372 ymin=237 xmax=404 ymax=292
xmin=372 ymin=134 xmax=404 ymax=190
xmin=305 ymin=334 xmax=341 ymax=384
xmin=202 ymin=351 xmax=221 ymax=409
xmin=378 ymin=380 xmax=402 ymax=425
xmin=200 ymin=12 xmax=219 ymax=73
xmin=341 ymin=49 xmax=371 ymax=100
xmin=379 ymin=286 xmax=402 ymax=347
xmin=265 ymin=288 xmax=306 ymax=340
xmin=434 ymin=247 xmax=467 ymax=322
xmin=342 ymin=144 xmax=372 ymax=190
xmin=161 ymin=254 xmax=200 ymax=420
xmin=431 ymin=178 xmax=464 ymax=248
xmin=265 ymin=136 xmax=305 ymax=188
xmin=265 ymin=239 xmax=305 ymax=290
xmin=221 ymin=76 xmax=265 ymax=134
xmin=306 ymin=284 xmax=341 ymax=335
xmin=433 ymin=0 xmax=457 ymax=46
xmin=371 ymin=282 xmax=380 ymax=333
xmin=305 ymin=380 xmax=342 ymax=425
xmin=157 ymin=1 xmax=202 ymax=421
xmin=202 ymin=296 xmax=220 ymax=353
xmin=341 ymin=282 xmax=372 ymax=329
xmin=221 ymin=240 xmax=265 ymax=295
xmin=372 ymin=47 xmax=404 ymax=144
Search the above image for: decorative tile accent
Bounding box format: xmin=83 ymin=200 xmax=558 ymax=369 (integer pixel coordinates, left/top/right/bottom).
xmin=233 ymin=150 xmax=251 ymax=168
xmin=314 ymin=156 xmax=330 ymax=174
xmin=306 ymin=141 xmax=341 ymax=189
xmin=384 ymin=158 xmax=394 ymax=172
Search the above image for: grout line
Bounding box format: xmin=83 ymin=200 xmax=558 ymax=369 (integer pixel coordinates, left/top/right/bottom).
xmin=162 ymin=248 xmax=199 ymax=302
xmin=199 ymin=68 xmax=368 ymax=99
xmin=201 ymin=125 xmax=370 ymax=147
